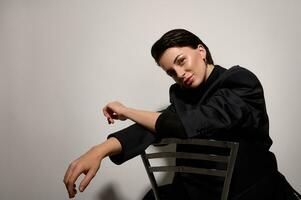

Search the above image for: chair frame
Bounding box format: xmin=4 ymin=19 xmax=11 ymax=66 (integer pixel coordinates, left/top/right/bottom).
xmin=141 ymin=138 xmax=239 ymax=200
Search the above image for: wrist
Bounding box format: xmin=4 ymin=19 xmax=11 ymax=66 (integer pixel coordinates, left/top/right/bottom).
xmin=121 ymin=106 xmax=131 ymax=118
xmin=90 ymin=145 xmax=106 ymax=160
xmin=92 ymin=137 xmax=122 ymax=159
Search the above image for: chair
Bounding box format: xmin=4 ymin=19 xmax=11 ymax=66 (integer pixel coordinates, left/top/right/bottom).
xmin=141 ymin=138 xmax=239 ymax=200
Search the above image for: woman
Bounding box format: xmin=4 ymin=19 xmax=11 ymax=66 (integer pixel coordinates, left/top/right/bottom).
xmin=63 ymin=29 xmax=300 ymax=199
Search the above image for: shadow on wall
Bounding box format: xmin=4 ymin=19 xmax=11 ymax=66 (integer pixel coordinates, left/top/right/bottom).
xmin=96 ymin=144 xmax=176 ymax=200
xmin=97 ymin=183 xmax=129 ymax=200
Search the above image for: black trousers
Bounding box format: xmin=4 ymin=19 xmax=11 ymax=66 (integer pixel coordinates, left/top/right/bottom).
xmin=142 ymin=172 xmax=301 ymax=200
xmin=142 ymin=176 xmax=222 ymax=200
xmin=142 ymin=184 xmax=188 ymax=200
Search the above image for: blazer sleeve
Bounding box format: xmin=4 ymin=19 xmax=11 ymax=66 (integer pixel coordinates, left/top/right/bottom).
xmin=107 ymin=123 xmax=156 ymax=165
xmin=155 ymin=106 xmax=187 ymax=138
xmin=108 ymin=105 xmax=187 ymax=165
xmin=172 ymin=67 xmax=268 ymax=138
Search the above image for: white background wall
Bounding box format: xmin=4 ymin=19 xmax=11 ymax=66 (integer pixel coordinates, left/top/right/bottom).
xmin=1 ymin=0 xmax=300 ymax=199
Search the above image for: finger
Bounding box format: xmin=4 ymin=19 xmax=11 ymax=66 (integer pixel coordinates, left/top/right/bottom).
xmin=79 ymin=169 xmax=96 ymax=192
xmin=103 ymin=107 xmax=113 ymax=123
xmin=107 ymin=117 xmax=114 ymax=124
xmin=64 ymin=161 xmax=77 ymax=183
xmin=102 ymin=107 xmax=111 ymax=118
xmin=65 ymin=160 xmax=80 ymax=185
xmin=66 ymin=178 xmax=76 ymax=198
xmin=66 ymin=166 xmax=83 ymax=198
xmin=69 ymin=184 xmax=77 ymax=198
xmin=65 ymin=182 xmax=76 ymax=198
xmin=72 ymin=187 xmax=77 ymax=197
xmin=64 ymin=163 xmax=77 ymax=197
xmin=64 ymin=164 xmax=72 ymax=184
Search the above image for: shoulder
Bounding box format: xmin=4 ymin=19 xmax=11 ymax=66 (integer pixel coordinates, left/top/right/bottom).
xmin=221 ymin=65 xmax=262 ymax=89
xmin=168 ymin=65 xmax=263 ymax=97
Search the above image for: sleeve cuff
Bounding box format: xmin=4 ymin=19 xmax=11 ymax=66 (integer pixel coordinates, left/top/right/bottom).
xmin=107 ymin=123 xmax=157 ymax=165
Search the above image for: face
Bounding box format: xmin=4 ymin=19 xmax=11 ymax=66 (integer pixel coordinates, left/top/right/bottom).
xmin=158 ymin=45 xmax=208 ymax=88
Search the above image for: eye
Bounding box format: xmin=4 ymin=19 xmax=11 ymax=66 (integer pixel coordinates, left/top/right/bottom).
xmin=177 ymin=57 xmax=186 ymax=66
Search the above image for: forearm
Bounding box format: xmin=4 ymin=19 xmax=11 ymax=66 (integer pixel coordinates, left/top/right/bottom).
xmin=103 ymin=101 xmax=162 ymax=132
xmin=123 ymin=108 xmax=161 ymax=132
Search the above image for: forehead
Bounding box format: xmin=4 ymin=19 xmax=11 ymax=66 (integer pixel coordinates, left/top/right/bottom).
xmin=159 ymin=46 xmax=193 ymax=69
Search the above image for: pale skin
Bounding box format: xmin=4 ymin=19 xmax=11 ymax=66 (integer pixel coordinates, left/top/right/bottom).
xmin=63 ymin=44 xmax=214 ymax=198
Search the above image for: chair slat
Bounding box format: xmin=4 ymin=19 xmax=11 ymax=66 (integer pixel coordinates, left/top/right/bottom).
xmin=149 ymin=166 xmax=227 ymax=177
xmin=156 ymin=138 xmax=235 ymax=148
xmin=141 ymin=138 xmax=239 ymax=200
xmin=145 ymin=152 xmax=228 ymax=162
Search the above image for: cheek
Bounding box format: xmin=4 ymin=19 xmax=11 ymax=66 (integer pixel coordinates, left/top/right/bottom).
xmin=192 ymin=59 xmax=204 ymax=73
xmin=191 ymin=55 xmax=202 ymax=68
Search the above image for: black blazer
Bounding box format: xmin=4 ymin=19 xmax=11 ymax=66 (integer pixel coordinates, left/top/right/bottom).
xmin=108 ymin=65 xmax=300 ymax=199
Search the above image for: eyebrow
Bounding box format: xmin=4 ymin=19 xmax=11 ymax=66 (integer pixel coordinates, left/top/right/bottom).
xmin=173 ymin=54 xmax=183 ymax=64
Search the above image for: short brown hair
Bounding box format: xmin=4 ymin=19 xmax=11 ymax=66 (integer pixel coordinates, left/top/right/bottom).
xmin=151 ymin=29 xmax=214 ymax=65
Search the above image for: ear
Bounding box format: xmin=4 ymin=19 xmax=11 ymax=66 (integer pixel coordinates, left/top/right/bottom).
xmin=197 ymin=44 xmax=207 ymax=60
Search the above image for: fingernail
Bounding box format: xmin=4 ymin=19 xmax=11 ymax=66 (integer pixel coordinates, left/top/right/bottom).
xmin=80 ymin=187 xmax=83 ymax=192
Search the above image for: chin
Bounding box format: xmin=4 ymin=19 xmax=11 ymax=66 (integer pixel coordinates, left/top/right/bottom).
xmin=184 ymin=84 xmax=199 ymax=89
xmin=191 ymin=80 xmax=202 ymax=88
xmin=187 ymin=83 xmax=197 ymax=88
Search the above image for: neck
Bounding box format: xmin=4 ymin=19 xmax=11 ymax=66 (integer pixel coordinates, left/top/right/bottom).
xmin=205 ymin=64 xmax=214 ymax=81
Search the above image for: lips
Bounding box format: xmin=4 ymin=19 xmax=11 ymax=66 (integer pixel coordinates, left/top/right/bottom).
xmin=183 ymin=75 xmax=194 ymax=86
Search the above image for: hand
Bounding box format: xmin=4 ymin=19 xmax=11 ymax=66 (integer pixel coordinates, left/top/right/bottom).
xmin=103 ymin=101 xmax=128 ymax=124
xmin=63 ymin=146 xmax=103 ymax=198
